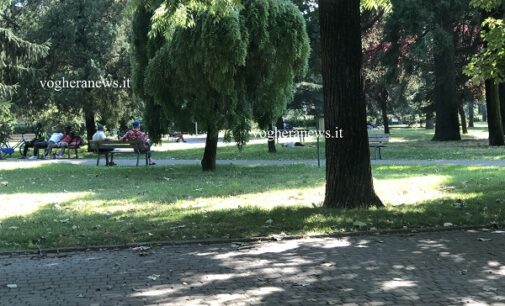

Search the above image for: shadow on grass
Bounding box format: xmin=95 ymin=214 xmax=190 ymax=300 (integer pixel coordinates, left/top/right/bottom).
xmin=0 ymin=164 xmax=504 ymax=251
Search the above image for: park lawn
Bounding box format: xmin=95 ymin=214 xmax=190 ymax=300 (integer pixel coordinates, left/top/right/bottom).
xmin=44 ymin=126 xmax=505 ymax=161
xmin=0 ymin=163 xmax=504 ymax=251
xmin=148 ymin=126 xmax=505 ymax=160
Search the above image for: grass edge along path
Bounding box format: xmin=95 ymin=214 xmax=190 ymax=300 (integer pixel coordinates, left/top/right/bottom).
xmin=0 ymin=163 xmax=504 ymax=252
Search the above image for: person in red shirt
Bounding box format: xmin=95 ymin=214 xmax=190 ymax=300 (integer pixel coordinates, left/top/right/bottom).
xmin=56 ymin=130 xmax=75 ymax=158
xmin=121 ymin=120 xmax=156 ymax=165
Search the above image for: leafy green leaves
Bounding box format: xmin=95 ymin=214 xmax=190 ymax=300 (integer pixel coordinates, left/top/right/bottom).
xmin=134 ymin=0 xmax=310 ymax=146
xmin=465 ymin=0 xmax=505 ymax=82
xmin=465 ymin=18 xmax=505 ymax=82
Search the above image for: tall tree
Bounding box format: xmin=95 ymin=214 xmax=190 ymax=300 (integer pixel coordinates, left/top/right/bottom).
xmin=0 ymin=0 xmax=48 ymax=143
xmin=465 ymin=0 xmax=505 ymax=145
xmin=385 ymin=0 xmax=481 ymax=141
xmin=134 ymin=0 xmax=309 ymax=171
xmin=24 ymin=0 xmax=133 ymax=141
xmin=319 ymin=0 xmax=382 ymax=209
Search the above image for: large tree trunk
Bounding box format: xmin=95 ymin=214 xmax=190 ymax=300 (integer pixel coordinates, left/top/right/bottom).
xmin=485 ymin=80 xmax=505 ymax=146
xmin=319 ymin=0 xmax=382 ymax=209
xmin=267 ymin=123 xmax=277 ymax=153
xmin=201 ymin=124 xmax=219 ymax=171
xmin=379 ymin=88 xmax=390 ymax=134
xmin=268 ymin=130 xmax=277 ymax=153
xmin=468 ymin=100 xmax=475 ymax=128
xmin=425 ymin=107 xmax=435 ymax=129
xmin=459 ymin=105 xmax=468 ymax=134
xmin=84 ymin=107 xmax=96 ymax=152
xmin=432 ymin=8 xmax=461 ymax=141
xmin=499 ymin=83 xmax=505 ymax=132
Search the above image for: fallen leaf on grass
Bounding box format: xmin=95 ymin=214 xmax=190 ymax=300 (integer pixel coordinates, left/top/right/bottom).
xmin=147 ymin=274 xmax=160 ymax=281
xmin=170 ymin=225 xmax=186 ymax=230
xmin=353 ymin=221 xmax=367 ymax=228
xmin=270 ymin=232 xmax=287 ymax=241
xmin=132 ymin=246 xmax=151 ymax=251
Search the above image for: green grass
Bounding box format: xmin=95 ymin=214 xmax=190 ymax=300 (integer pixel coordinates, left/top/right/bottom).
xmin=0 ymin=163 xmax=504 ymax=251
xmin=17 ymin=125 xmax=505 ymax=161
xmin=133 ymin=126 xmax=505 ymax=161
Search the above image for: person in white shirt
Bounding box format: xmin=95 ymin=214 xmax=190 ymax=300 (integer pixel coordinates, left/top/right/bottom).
xmin=92 ymin=124 xmax=107 ymax=141
xmin=44 ymin=129 xmax=64 ymax=158
xmin=92 ymin=124 xmax=115 ymax=166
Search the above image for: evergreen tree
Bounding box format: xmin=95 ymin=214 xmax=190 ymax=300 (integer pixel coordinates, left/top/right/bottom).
xmin=22 ymin=0 xmax=133 ymax=141
xmin=0 ymin=0 xmax=48 ymax=144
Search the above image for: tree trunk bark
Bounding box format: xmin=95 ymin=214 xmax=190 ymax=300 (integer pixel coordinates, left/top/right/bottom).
xmin=459 ymin=105 xmax=468 ymax=134
xmin=432 ymin=8 xmax=461 ymax=141
xmin=84 ymin=107 xmax=96 ymax=152
xmin=485 ymin=80 xmax=505 ymax=146
xmin=468 ymin=100 xmax=475 ymax=128
xmin=319 ymin=0 xmax=382 ymax=209
xmin=379 ymin=88 xmax=390 ymax=134
xmin=267 ymin=123 xmax=277 ymax=153
xmin=201 ymin=124 xmax=219 ymax=171
xmin=499 ymin=83 xmax=505 ymax=132
xmin=425 ymin=106 xmax=435 ymax=129
xmin=268 ymin=129 xmax=277 ymax=153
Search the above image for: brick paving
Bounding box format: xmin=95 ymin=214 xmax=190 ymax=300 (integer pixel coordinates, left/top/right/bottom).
xmin=0 ymin=230 xmax=504 ymax=306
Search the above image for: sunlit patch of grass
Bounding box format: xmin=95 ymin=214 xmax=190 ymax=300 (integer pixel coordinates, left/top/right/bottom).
xmin=0 ymin=192 xmax=92 ymax=219
xmin=0 ymin=163 xmax=504 ymax=251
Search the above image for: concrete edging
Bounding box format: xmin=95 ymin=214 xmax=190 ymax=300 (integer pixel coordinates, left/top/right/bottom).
xmin=0 ymin=224 xmax=502 ymax=257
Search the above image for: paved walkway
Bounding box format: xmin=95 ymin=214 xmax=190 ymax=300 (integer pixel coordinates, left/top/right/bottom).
xmin=1 ymin=230 xmax=504 ymax=305
xmin=2 ymin=158 xmax=505 ymax=169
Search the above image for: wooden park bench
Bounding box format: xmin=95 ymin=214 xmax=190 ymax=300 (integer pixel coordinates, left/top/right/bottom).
xmin=89 ymin=140 xmax=150 ymax=166
xmin=368 ymin=133 xmax=390 ymax=160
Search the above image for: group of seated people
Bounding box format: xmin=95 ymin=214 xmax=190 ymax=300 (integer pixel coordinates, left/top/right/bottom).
xmin=92 ymin=120 xmax=156 ymax=166
xmin=21 ymin=120 xmax=155 ymax=166
xmin=21 ymin=126 xmax=82 ymax=160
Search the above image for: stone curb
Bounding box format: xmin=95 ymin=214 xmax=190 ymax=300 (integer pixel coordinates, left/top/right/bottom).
xmin=0 ymin=224 xmax=502 ymax=257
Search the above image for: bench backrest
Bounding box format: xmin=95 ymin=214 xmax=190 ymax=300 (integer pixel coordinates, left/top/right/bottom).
xmin=8 ymin=133 xmax=36 ymax=143
xmin=89 ymin=140 xmax=145 ymax=151
xmin=368 ymin=134 xmax=390 ymax=144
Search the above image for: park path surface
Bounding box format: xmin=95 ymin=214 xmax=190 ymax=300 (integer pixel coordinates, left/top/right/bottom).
xmin=1 ymin=230 xmax=504 ymax=305
xmin=2 ymin=158 xmax=505 ymax=169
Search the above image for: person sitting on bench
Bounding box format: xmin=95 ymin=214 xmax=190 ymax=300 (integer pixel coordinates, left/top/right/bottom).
xmin=92 ymin=124 xmax=115 ymax=166
xmin=44 ymin=128 xmax=65 ymax=159
xmin=121 ymin=120 xmax=156 ymax=165
xmin=21 ymin=123 xmax=45 ymax=159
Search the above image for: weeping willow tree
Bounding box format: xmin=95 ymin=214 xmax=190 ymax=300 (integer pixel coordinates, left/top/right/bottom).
xmin=132 ymin=0 xmax=309 ymax=171
xmin=0 ymin=0 xmax=48 ymax=144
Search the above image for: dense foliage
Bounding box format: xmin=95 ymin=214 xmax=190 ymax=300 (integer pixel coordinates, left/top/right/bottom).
xmin=133 ymin=0 xmax=309 ymax=169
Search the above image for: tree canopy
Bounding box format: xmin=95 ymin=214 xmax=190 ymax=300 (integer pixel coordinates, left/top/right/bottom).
xmin=133 ymin=0 xmax=310 ymax=170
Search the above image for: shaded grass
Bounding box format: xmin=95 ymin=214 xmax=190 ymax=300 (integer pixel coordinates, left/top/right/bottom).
xmin=0 ymin=163 xmax=504 ymax=251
